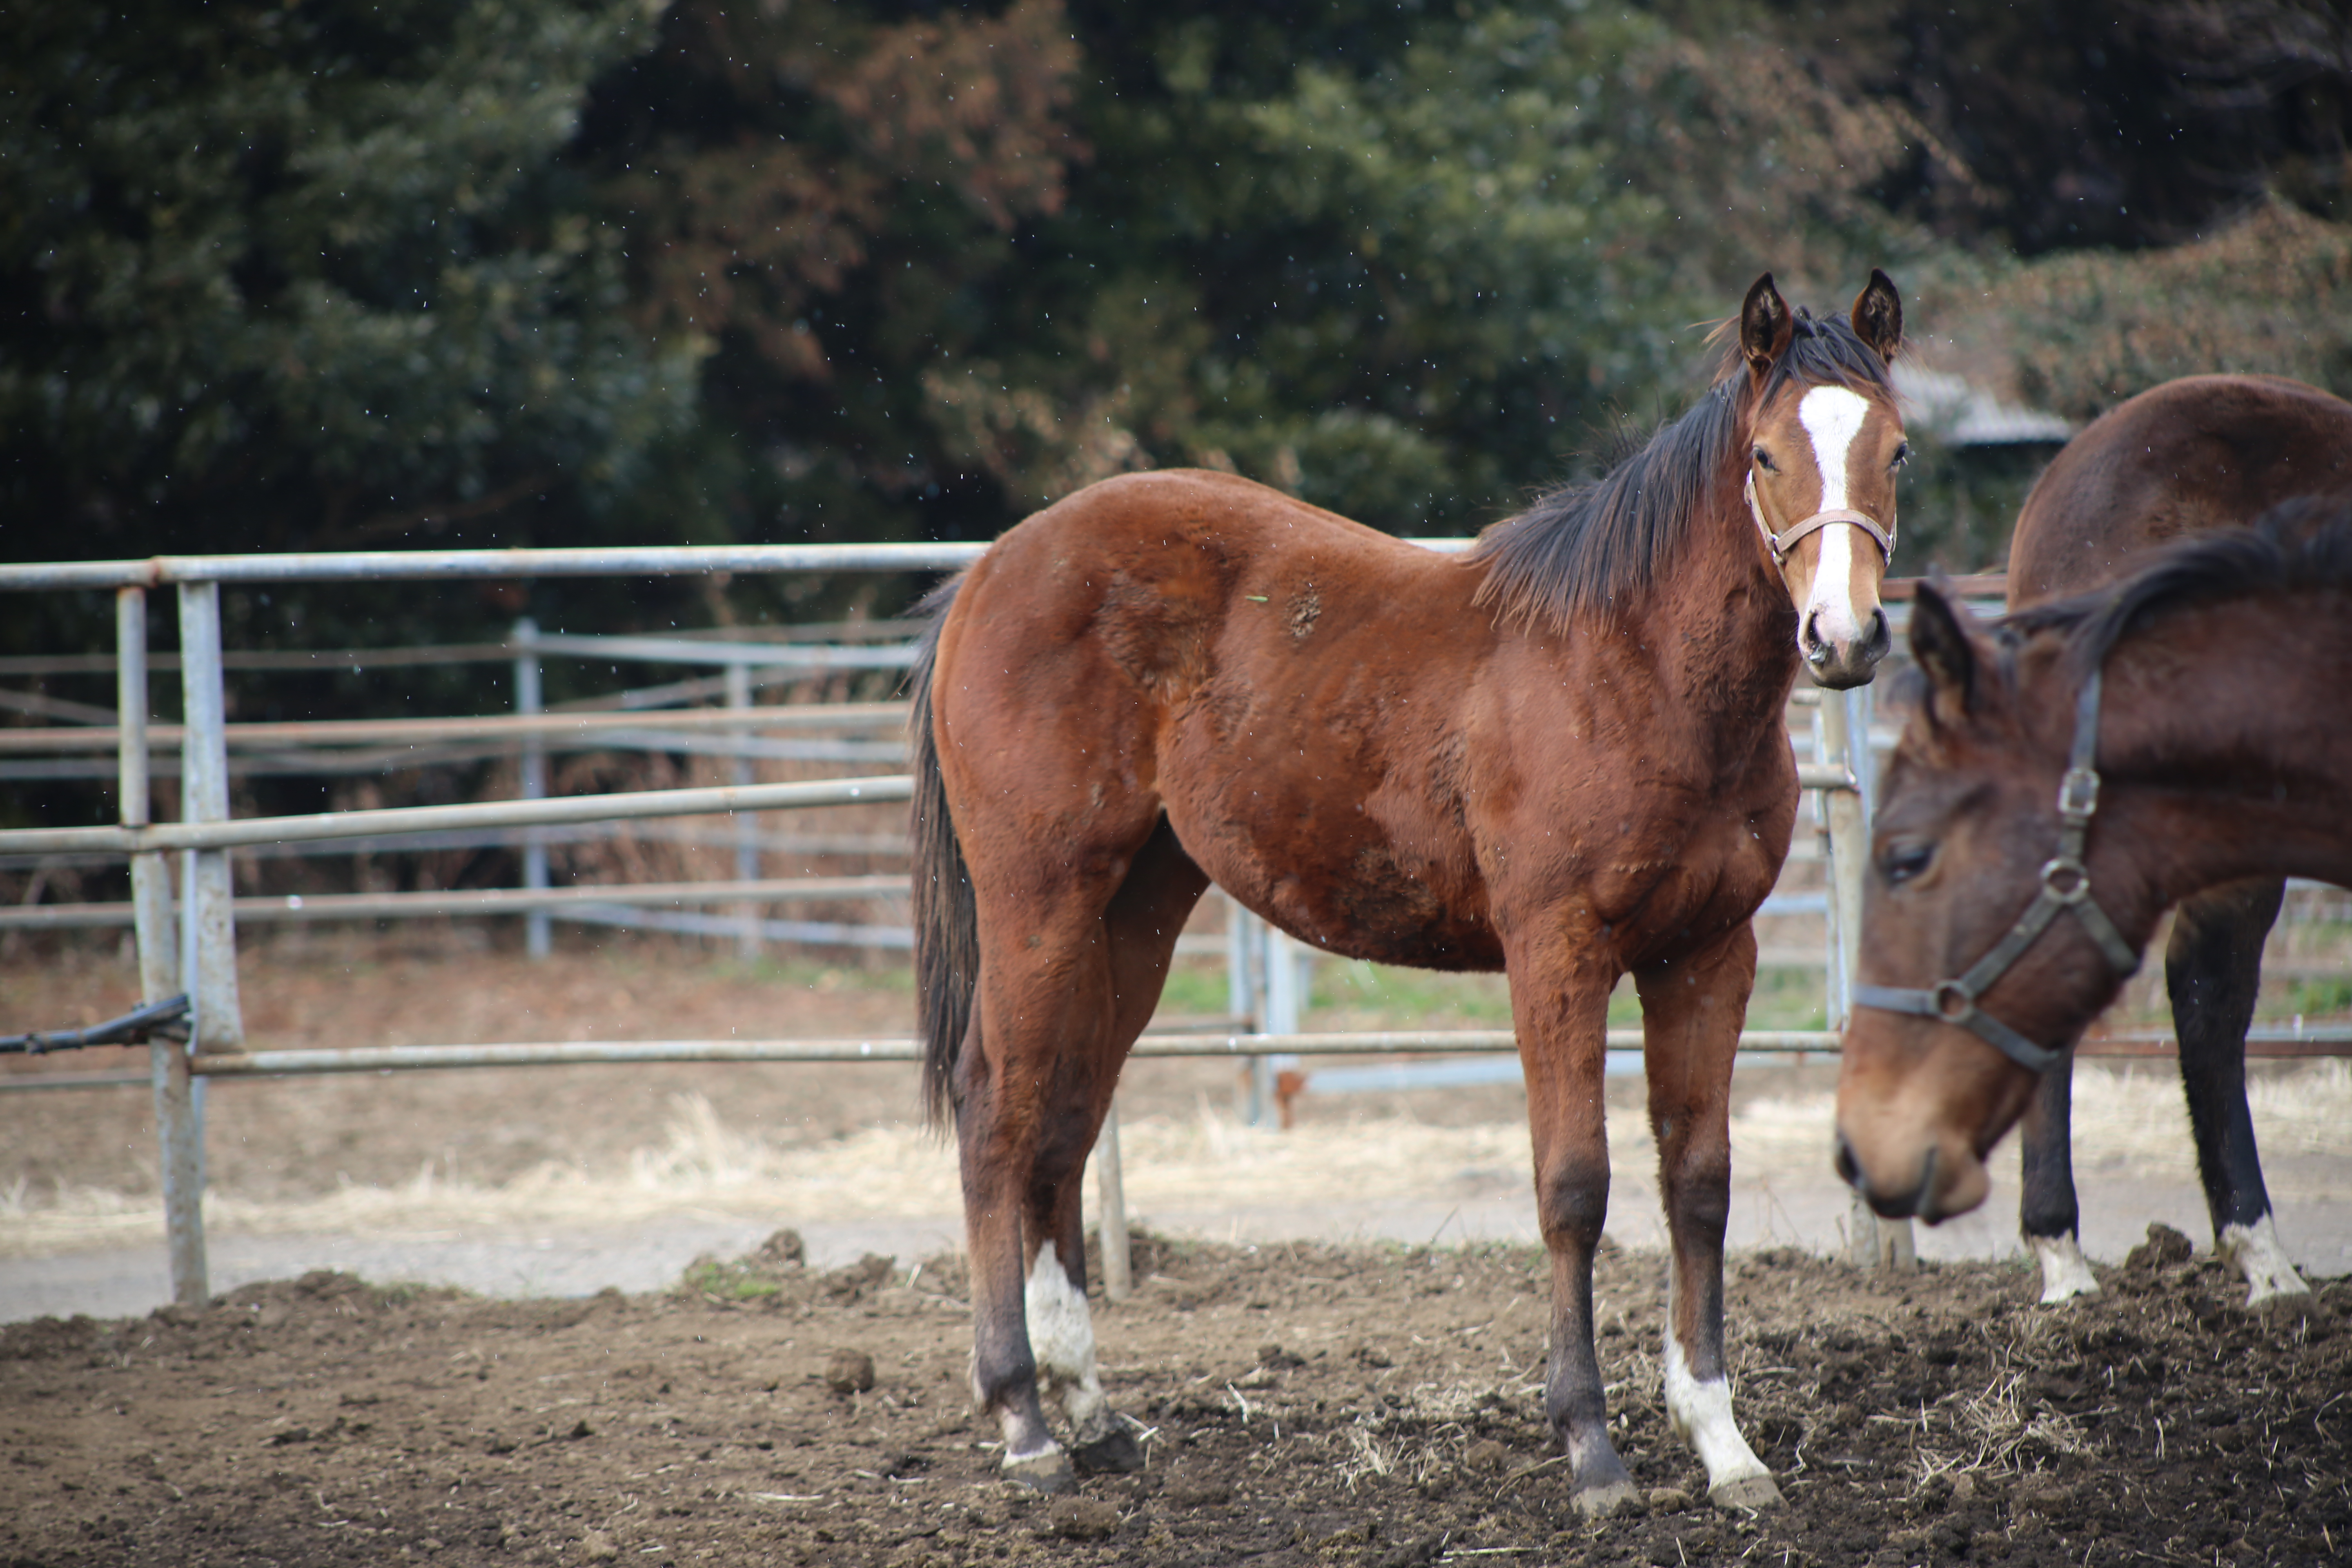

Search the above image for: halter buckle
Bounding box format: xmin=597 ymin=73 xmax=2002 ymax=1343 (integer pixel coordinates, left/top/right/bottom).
xmin=1931 ymin=980 xmax=1977 ymax=1022
xmin=2056 ymin=766 xmax=2100 ymax=822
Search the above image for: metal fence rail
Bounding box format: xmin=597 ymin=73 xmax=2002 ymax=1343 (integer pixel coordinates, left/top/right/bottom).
xmin=0 ymin=541 xmax=1911 ymax=1308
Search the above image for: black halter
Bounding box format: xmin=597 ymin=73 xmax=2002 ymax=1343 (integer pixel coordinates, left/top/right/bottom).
xmin=1852 ymin=667 xmax=2143 ymax=1074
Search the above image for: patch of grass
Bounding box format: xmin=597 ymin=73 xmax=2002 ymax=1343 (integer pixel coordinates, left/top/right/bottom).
xmin=1154 ymin=960 xmax=1235 ymax=1017
xmin=2283 ymin=976 xmax=2352 ymax=1018
xmin=678 ymin=1255 xmax=783 ymax=1302
xmin=1309 ymin=960 xmax=1515 ymax=1028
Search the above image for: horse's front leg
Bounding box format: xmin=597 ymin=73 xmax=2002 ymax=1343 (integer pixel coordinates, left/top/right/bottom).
xmin=2169 ymin=878 xmax=2308 ymax=1306
xmin=1634 ymin=923 xmax=1783 ymax=1511
xmin=1510 ymin=950 xmax=1637 ymax=1516
xmin=2018 ymin=1050 xmax=2102 ymax=1303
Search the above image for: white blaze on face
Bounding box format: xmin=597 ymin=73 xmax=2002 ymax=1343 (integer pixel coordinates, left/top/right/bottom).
xmin=1024 ymin=1241 xmax=1116 ymax=1444
xmin=1662 ymin=1333 xmax=1771 ymax=1492
xmin=1795 ymin=385 xmax=1873 ymax=651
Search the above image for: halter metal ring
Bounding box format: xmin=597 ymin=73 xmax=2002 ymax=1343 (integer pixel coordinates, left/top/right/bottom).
xmin=2040 ymin=855 xmax=2091 ymax=903
xmin=1931 ymin=980 xmax=1977 ymax=1022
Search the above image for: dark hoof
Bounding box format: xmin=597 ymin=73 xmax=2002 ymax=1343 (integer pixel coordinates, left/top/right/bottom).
xmin=1710 ymin=1473 xmax=1784 ymax=1512
xmin=1001 ymin=1447 xmax=1076 ymax=1494
xmin=1572 ymin=1477 xmax=1642 ymax=1519
xmin=1071 ymin=1415 xmax=1148 ymax=1475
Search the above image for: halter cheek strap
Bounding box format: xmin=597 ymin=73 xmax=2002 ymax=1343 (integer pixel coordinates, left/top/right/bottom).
xmin=1745 ymin=470 xmax=1895 ymax=567
xmin=1852 ymin=669 xmax=2143 ymax=1074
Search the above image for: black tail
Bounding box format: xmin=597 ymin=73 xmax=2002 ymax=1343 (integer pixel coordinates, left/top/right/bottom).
xmin=909 ymin=573 xmax=977 ymax=1131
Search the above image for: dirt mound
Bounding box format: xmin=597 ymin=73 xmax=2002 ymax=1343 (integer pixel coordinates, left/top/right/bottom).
xmin=2 ymin=1232 xmax=2347 ymax=1566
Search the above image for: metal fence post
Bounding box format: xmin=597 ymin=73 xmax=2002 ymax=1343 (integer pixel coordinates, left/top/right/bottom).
xmin=514 ymin=619 xmax=550 ymax=959
xmin=1250 ymin=924 xmax=1307 ymax=1127
xmin=121 ymin=589 xmax=206 ymax=1307
xmin=726 ymin=661 xmax=762 ymax=962
xmin=1094 ymin=1097 xmax=1131 ymax=1302
xmin=1823 ymin=682 xmax=1913 ymax=1270
xmin=176 ymin=582 xmax=243 ymax=1056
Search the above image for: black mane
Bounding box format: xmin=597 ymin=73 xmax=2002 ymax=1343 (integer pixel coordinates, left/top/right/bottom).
xmin=1467 ymin=307 xmax=1897 ymax=629
xmin=1999 ymin=499 xmax=2352 ymax=672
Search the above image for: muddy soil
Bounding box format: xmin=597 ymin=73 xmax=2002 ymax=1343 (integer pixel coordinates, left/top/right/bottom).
xmin=4 ymin=1227 xmax=2346 ymax=1568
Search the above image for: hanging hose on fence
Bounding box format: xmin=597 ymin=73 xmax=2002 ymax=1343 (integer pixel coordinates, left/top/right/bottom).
xmin=0 ymin=993 xmax=189 ymax=1055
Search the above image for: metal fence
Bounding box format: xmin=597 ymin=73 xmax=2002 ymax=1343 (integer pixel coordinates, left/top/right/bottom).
xmin=0 ymin=543 xmax=2064 ymax=1305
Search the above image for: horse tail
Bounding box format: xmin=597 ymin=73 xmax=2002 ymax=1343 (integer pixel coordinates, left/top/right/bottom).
xmin=909 ymin=572 xmax=977 ymax=1132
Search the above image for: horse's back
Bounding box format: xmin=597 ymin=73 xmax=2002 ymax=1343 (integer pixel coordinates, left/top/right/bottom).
xmin=938 ymin=468 xmax=1467 ymax=695
xmin=2009 ymin=374 xmax=2352 ymax=603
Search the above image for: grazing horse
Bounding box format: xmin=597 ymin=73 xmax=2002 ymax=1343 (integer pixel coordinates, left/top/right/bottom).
xmin=911 ymin=273 xmax=1907 ymax=1510
xmin=1835 ymin=508 xmax=2352 ymax=1226
xmin=2004 ymin=375 xmax=2352 ymax=1306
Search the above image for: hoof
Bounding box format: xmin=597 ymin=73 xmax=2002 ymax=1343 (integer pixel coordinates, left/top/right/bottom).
xmin=1001 ymin=1447 xmax=1076 ymax=1494
xmin=1071 ymin=1415 xmax=1148 ymax=1475
xmin=1710 ymin=1473 xmax=1784 ymax=1512
xmin=1571 ymin=1478 xmax=1642 ymax=1519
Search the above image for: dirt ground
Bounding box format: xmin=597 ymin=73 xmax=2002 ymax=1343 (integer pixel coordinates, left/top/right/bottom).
xmin=5 ymin=938 xmax=2352 ymax=1566
xmin=4 ymin=1227 xmax=2349 ymax=1568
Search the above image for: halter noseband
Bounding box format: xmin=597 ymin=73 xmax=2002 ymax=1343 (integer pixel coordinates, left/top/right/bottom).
xmin=1852 ymin=667 xmax=2142 ymax=1074
xmin=1745 ymin=470 xmax=1895 ymax=567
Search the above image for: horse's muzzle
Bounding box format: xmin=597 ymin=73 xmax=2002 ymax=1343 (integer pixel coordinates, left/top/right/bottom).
xmin=1833 ymin=1121 xmax=1991 ymax=1224
xmin=1803 ymin=606 xmax=1892 ymax=690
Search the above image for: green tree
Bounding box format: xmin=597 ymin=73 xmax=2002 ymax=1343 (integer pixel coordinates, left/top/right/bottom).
xmin=0 ymin=0 xmax=693 ymax=571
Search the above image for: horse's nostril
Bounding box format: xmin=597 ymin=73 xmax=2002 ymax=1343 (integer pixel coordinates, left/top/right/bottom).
xmin=1864 ymin=606 xmax=1892 ymax=658
xmin=1833 ymin=1130 xmax=1863 ymax=1190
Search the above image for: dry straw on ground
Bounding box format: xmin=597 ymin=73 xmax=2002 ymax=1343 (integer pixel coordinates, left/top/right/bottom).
xmin=5 ymin=1064 xmax=2346 ymax=1258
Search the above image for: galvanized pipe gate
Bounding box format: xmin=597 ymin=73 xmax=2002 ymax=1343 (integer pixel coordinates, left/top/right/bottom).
xmin=0 ymin=542 xmax=1877 ymax=1308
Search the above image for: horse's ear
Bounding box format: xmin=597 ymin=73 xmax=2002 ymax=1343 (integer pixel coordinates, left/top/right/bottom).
xmin=1908 ymin=579 xmax=1979 ymax=725
xmin=1740 ymin=274 xmax=1793 ymax=384
xmin=1850 ymin=269 xmax=1903 ymax=364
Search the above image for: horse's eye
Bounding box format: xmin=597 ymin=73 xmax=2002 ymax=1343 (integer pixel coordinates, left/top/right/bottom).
xmin=1879 ymin=840 xmax=1934 ymax=886
xmin=1891 ymin=441 xmax=1911 ymax=469
xmin=1753 ymin=447 xmax=1777 ymax=472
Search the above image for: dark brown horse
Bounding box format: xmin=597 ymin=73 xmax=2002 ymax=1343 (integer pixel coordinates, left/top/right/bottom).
xmin=2004 ymin=375 xmax=2352 ymax=1307
xmin=910 ymin=274 xmax=1907 ymax=1510
xmin=1837 ymin=507 xmax=2352 ymax=1226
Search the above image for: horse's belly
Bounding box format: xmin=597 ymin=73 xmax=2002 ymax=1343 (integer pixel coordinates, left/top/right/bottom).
xmin=1163 ymin=793 xmax=1503 ymax=972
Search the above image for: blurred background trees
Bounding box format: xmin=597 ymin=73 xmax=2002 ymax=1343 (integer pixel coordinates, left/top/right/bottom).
xmin=4 ymin=0 xmax=2348 ymax=635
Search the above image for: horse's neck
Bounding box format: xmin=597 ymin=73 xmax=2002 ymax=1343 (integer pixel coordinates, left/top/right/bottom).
xmin=2098 ymin=618 xmax=2352 ymax=906
xmin=1625 ymin=497 xmax=1801 ymax=742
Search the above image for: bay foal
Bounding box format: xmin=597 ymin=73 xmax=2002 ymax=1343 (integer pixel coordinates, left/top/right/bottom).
xmin=913 ymin=274 xmax=1907 ymax=1510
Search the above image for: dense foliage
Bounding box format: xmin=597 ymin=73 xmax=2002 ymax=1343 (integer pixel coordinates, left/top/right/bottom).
xmin=2 ymin=0 xmax=2347 ymax=649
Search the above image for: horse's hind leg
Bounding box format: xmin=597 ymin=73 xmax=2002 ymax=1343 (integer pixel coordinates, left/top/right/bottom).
xmin=2018 ymin=1053 xmax=2101 ymax=1303
xmin=1019 ymin=820 xmax=1207 ymax=1474
xmin=960 ymin=817 xmax=1207 ymax=1488
xmin=1635 ymin=926 xmax=1781 ymax=1512
xmin=2169 ymin=878 xmax=2306 ymax=1306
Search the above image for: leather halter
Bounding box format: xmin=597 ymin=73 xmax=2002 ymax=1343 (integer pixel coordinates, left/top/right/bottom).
xmin=1853 ymin=668 xmax=2142 ymax=1074
xmin=1745 ymin=470 xmax=1895 ymax=567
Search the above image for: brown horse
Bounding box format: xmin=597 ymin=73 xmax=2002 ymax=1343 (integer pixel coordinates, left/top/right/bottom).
xmin=2004 ymin=375 xmax=2352 ymax=1307
xmin=1836 ymin=507 xmax=2352 ymax=1227
xmin=910 ymin=273 xmax=1907 ymax=1510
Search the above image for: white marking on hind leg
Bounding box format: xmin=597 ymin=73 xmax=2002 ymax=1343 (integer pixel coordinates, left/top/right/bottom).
xmin=1025 ymin=1241 xmax=1116 ymax=1445
xmin=2217 ymin=1217 xmax=2309 ymax=1306
xmin=2029 ymin=1232 xmax=2103 ymax=1304
xmin=1663 ymin=1336 xmax=1770 ymax=1494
